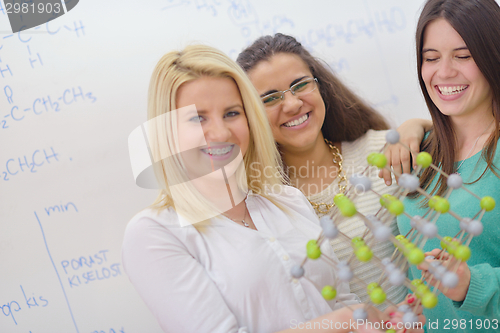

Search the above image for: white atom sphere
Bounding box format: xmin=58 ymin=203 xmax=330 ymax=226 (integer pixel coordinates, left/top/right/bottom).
xmin=385 ymin=129 xmax=400 ymax=144
xmin=323 ymin=224 xmax=339 ymax=239
xmin=381 ymin=257 xmax=392 ymax=266
xmin=398 ymin=304 xmax=411 ymax=313
xmin=410 ymin=215 xmax=423 ymax=228
xmin=397 ymin=173 xmax=409 ymax=188
xmin=421 ymin=223 xmax=438 ymax=238
xmin=337 ymin=266 xmax=354 ymax=282
xmin=319 ymin=215 xmax=334 ymax=229
xmin=398 ymin=174 xmax=420 ymax=191
xmin=459 ymin=217 xmax=471 ymax=231
xmin=389 ymin=271 xmax=406 ymax=286
xmin=429 ymin=259 xmax=439 ymax=266
xmin=366 ymin=214 xmax=379 ymax=222
xmin=349 ymin=174 xmax=372 ymax=193
xmin=374 ymin=225 xmax=392 ymax=241
xmin=467 ymin=220 xmax=483 ymax=236
xmin=447 ymin=173 xmax=463 ymax=189
xmin=290 ymin=265 xmax=305 ymax=278
xmin=384 ymin=263 xmax=396 ymax=272
xmin=442 ymin=272 xmax=459 ymax=288
xmin=338 ymin=260 xmax=349 ymax=267
xmin=402 ymin=312 xmax=419 ymax=324
xmin=434 ymin=265 xmax=447 ymax=280
xmin=352 ymin=308 xmax=368 ymax=321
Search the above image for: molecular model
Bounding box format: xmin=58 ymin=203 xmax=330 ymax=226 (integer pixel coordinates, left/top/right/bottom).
xmin=291 ymin=130 xmax=496 ymax=330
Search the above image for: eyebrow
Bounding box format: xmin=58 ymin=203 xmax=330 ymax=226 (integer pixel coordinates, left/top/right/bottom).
xmin=191 ymin=104 xmax=244 ymax=115
xmin=260 ymin=75 xmax=310 ymax=97
xmin=422 ymin=46 xmax=469 ymax=53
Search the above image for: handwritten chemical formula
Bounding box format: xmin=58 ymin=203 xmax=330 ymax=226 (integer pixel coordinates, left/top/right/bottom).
xmin=1 ymin=85 xmax=97 ymax=130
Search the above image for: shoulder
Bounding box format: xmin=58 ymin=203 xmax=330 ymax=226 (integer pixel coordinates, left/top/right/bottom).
xmin=254 ymin=185 xmax=317 ymax=219
xmin=122 ymin=207 xmax=199 ymax=271
xmin=344 ymin=129 xmax=388 ymax=152
xmin=342 ymin=130 xmax=388 ymax=165
xmin=264 ymin=184 xmax=310 ymax=205
xmin=123 ymin=207 xmax=193 ymax=251
xmin=126 ymin=207 xmax=180 ymax=231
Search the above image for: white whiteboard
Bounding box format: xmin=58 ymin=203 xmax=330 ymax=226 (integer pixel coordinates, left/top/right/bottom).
xmin=0 ymin=1 xmax=430 ymax=332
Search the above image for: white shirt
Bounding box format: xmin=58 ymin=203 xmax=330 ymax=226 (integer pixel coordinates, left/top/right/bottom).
xmin=122 ymin=185 xmax=358 ymax=333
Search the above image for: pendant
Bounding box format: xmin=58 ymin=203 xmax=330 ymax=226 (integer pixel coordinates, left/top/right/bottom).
xmin=242 ymin=220 xmax=250 ymax=227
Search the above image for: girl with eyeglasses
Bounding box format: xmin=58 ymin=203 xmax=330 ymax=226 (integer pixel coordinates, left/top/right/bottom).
xmin=123 ymin=45 xmax=424 ymax=333
xmin=397 ymin=0 xmax=500 ymax=331
xmin=237 ymin=33 xmax=431 ymax=310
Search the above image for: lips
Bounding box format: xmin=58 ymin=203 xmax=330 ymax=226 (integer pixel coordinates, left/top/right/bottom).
xmin=282 ymin=112 xmax=310 ymax=127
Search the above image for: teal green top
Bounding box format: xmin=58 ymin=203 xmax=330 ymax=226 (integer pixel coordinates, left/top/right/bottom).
xmin=398 ymin=144 xmax=500 ymax=332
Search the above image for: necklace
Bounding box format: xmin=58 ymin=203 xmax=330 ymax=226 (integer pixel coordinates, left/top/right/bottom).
xmin=455 ymin=120 xmax=493 ymax=174
xmin=307 ymin=139 xmax=347 ymax=214
xmin=223 ymin=207 xmax=250 ymax=228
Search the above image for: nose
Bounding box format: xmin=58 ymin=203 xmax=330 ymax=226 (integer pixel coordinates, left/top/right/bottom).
xmin=281 ymin=90 xmax=303 ymax=114
xmin=204 ymin=118 xmax=232 ymax=143
xmin=437 ymin=57 xmax=458 ymax=79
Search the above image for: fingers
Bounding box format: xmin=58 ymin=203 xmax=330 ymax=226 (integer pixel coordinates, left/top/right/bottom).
xmin=390 ymin=149 xmax=403 ymax=179
xmin=380 ymin=143 xmax=415 ymax=187
xmin=416 ymin=259 xmax=431 ymax=271
xmin=400 ymin=149 xmax=412 ymax=175
xmin=425 ymin=248 xmax=444 ymax=258
xmin=384 ymin=305 xmax=398 ymax=315
xmin=408 ymin=139 xmax=421 ymax=169
xmin=412 ymin=303 xmax=424 ymax=316
xmin=380 ymin=147 xmax=394 ymax=186
xmin=380 ymin=168 xmax=393 ymax=186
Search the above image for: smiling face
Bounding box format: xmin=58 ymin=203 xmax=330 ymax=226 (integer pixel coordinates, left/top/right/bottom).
xmin=175 ymin=76 xmax=250 ymax=179
xmin=421 ymin=18 xmax=493 ymax=120
xmin=247 ymin=53 xmax=326 ymax=153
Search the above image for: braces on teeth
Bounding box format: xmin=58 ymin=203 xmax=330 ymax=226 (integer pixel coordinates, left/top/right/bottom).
xmin=203 ymin=146 xmax=232 ymax=155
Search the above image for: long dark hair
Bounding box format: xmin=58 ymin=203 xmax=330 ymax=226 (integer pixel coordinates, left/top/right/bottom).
xmin=236 ymin=33 xmax=388 ymax=144
xmin=415 ymin=0 xmax=500 ymax=198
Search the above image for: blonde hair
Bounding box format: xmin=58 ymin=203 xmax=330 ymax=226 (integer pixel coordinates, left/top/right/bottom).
xmin=146 ymin=45 xmax=286 ymax=222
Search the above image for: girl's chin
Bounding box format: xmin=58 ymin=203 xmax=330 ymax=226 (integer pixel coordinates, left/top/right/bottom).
xmin=278 ymin=133 xmax=322 ymax=151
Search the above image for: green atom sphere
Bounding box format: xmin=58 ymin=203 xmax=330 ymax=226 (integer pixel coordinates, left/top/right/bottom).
xmin=321 ymin=285 xmax=337 ymax=300
xmin=422 ymin=292 xmax=438 ymax=309
xmin=434 ymin=197 xmax=450 ymax=213
xmin=306 ymin=240 xmax=321 ymax=259
xmin=367 ymin=152 xmax=387 ymax=168
xmin=370 ymin=287 xmax=386 ymax=304
xmin=480 ymin=196 xmax=496 ymax=211
xmin=416 ymin=152 xmax=432 ymax=168
xmin=388 ymin=200 xmax=405 ymax=215
xmin=416 ymin=284 xmax=429 ymax=298
xmin=455 ymin=245 xmax=471 ymax=261
xmin=366 ymin=282 xmax=379 ymax=294
xmin=334 ymin=194 xmax=357 ymax=217
xmin=440 ymin=236 xmax=452 ymax=249
xmin=408 ymin=248 xmax=425 ymax=265
xmin=411 ymin=279 xmax=423 ymax=287
xmin=356 ymin=245 xmax=373 ymax=262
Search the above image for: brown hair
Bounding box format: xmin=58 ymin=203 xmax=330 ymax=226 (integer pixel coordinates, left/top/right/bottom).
xmin=236 ymin=33 xmax=388 ymax=144
xmin=414 ymin=0 xmax=500 ymax=198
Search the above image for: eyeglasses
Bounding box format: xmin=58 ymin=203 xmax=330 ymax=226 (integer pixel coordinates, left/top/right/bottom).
xmin=261 ymin=77 xmax=318 ymax=108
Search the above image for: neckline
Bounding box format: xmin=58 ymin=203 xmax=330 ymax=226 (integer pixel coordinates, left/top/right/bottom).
xmin=455 ymin=148 xmax=483 ymax=164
